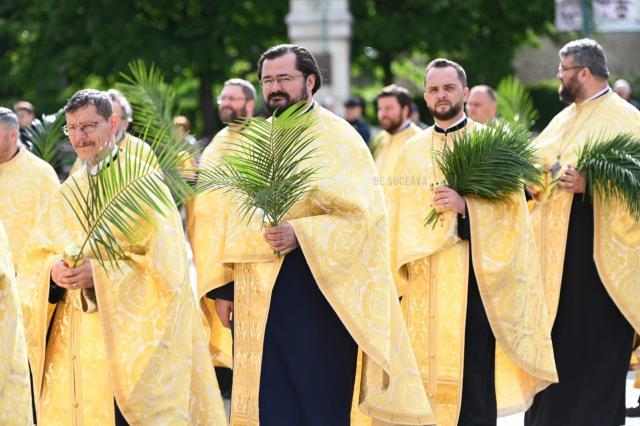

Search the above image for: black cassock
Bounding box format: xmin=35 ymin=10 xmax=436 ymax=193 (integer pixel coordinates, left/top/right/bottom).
xmin=458 ymin=212 xmax=498 ymax=426
xmin=525 ymin=194 xmax=635 ymax=426
xmin=210 ymin=247 xmax=358 ymax=426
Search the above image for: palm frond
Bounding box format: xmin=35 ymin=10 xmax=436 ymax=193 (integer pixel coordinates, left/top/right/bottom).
xmin=197 ymin=101 xmax=320 ymax=227
xmin=424 ymin=123 xmax=541 ymax=227
xmin=24 ymin=111 xmax=66 ymax=167
xmin=116 ymin=60 xmax=197 ymax=204
xmin=577 ymin=133 xmax=640 ymax=220
xmin=496 ymin=76 xmax=539 ymax=130
xmin=62 ymin=131 xmax=177 ymax=271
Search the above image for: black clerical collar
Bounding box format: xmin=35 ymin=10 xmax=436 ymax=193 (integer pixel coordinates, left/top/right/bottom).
xmin=434 ymin=116 xmax=467 ymax=135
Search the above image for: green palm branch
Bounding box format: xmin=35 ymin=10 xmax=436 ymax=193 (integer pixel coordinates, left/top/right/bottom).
xmin=116 ymin=60 xmax=197 ymax=204
xmin=424 ymin=123 xmax=541 ymax=227
xmin=576 ymin=133 xmax=640 ymax=220
xmin=62 ymin=122 xmax=194 ymax=271
xmin=24 ymin=111 xmax=65 ymax=167
xmin=496 ymin=76 xmax=539 ymax=130
xmin=197 ymin=101 xmax=320 ymax=227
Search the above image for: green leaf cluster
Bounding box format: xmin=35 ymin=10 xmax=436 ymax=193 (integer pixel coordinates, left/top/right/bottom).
xmin=425 ymin=123 xmax=541 ymax=227
xmin=577 ymin=133 xmax=640 ymax=220
xmin=117 ymin=60 xmax=198 ymax=205
xmin=63 ymin=137 xmax=175 ymax=271
xmin=23 ymin=111 xmax=68 ymax=170
xmin=496 ymin=76 xmax=539 ymax=130
xmin=198 ymin=102 xmax=319 ymax=227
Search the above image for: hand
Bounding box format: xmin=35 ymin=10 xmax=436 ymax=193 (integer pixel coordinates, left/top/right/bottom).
xmin=215 ymin=299 xmax=234 ymax=329
xmin=526 ymin=185 xmax=540 ymax=197
xmin=558 ymin=166 xmax=586 ymax=193
xmin=263 ymin=222 xmax=299 ymax=254
xmin=432 ymin=186 xmax=466 ymax=215
xmin=50 ymin=258 xmax=94 ymax=290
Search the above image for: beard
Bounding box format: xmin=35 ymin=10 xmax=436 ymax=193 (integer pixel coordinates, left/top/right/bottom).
xmin=380 ymin=113 xmax=404 ymax=133
xmin=559 ymin=73 xmax=582 ymax=104
xmin=265 ymin=86 xmax=308 ymax=116
xmin=219 ymin=105 xmax=247 ymax=123
xmin=428 ymin=98 xmax=464 ymax=121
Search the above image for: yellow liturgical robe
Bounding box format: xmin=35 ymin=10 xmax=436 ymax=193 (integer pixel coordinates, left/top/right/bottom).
xmin=0 ymin=222 xmax=32 ymax=425
xmin=388 ymin=120 xmax=558 ymax=426
xmin=530 ymin=90 xmax=640 ymax=334
xmin=193 ymin=127 xmax=234 ymax=369
xmin=0 ymin=147 xmax=59 ymax=269
xmin=374 ymin=122 xmax=422 ymax=191
xmin=18 ymin=155 xmax=227 ymax=425
xmin=201 ymin=105 xmax=434 ymax=426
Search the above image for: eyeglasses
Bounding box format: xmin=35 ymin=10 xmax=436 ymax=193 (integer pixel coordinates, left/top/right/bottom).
xmin=217 ymin=96 xmax=246 ymax=104
xmin=557 ymin=65 xmax=584 ymax=74
xmin=259 ymin=74 xmax=305 ymax=88
xmin=62 ymin=118 xmax=108 ymax=136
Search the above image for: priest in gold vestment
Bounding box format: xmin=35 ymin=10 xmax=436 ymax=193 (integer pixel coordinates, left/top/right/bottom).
xmin=389 ymin=59 xmax=557 ymax=426
xmin=0 ymin=107 xmax=59 ymax=270
xmin=524 ymin=39 xmax=640 ymax=426
xmin=205 ymin=44 xmax=433 ymax=426
xmin=0 ymin=220 xmax=33 ymax=424
xmin=69 ymin=89 xmax=156 ymax=175
xmin=18 ymin=89 xmax=226 ymax=425
xmin=194 ymin=78 xmax=256 ymax=393
xmin=351 ymin=84 xmax=423 ymax=426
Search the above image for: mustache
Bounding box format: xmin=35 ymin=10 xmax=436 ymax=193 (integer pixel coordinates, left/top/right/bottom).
xmin=268 ymin=92 xmax=290 ymax=102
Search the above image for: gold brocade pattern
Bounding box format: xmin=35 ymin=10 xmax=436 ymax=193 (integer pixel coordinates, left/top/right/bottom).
xmin=18 ymin=156 xmax=227 ymax=425
xmin=0 ymin=222 xmax=32 ymax=425
xmin=193 ymin=127 xmax=234 ymax=369
xmin=0 ymin=148 xmax=59 ymax=270
xmin=530 ymin=91 xmax=640 ymax=332
xmin=388 ymin=121 xmax=557 ymax=426
xmin=352 ymin=123 xmax=422 ymax=426
xmin=200 ymin=106 xmax=434 ymax=425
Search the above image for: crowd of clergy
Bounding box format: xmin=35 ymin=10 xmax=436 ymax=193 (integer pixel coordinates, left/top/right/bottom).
xmin=0 ymin=37 xmax=638 ymax=426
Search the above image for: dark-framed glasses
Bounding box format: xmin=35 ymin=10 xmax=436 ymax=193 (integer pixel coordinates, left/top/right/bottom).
xmin=259 ymin=74 xmax=305 ymax=88
xmin=63 ymin=119 xmax=108 ymax=136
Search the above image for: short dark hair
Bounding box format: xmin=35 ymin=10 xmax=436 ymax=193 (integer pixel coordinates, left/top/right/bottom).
xmin=559 ymin=38 xmax=610 ymax=80
xmin=424 ymin=58 xmax=467 ymax=88
xmin=376 ymin=84 xmax=413 ymax=111
xmin=64 ymin=89 xmax=112 ymax=118
xmin=257 ymin=44 xmax=322 ymax=94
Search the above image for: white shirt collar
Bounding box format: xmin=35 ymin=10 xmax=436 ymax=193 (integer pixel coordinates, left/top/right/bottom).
xmin=87 ymin=146 xmax=118 ymax=176
xmin=583 ymin=86 xmax=610 ymax=103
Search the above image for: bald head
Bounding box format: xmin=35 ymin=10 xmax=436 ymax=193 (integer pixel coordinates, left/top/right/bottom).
xmin=613 ymin=79 xmax=632 ymax=100
xmin=466 ymin=85 xmax=497 ymax=124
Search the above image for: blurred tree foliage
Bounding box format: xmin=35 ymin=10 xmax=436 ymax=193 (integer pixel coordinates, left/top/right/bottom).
xmin=0 ymin=0 xmax=288 ymax=137
xmin=1 ymin=0 xmax=563 ymax=136
xmin=350 ymin=0 xmax=555 ymax=87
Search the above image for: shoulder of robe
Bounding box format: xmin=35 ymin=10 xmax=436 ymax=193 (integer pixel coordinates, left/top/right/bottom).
xmin=21 ymin=149 xmax=59 ymax=184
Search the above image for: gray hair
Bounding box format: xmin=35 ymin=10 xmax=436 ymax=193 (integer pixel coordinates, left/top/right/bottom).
xmin=224 ymin=78 xmax=257 ymax=101
xmin=64 ymin=89 xmax=113 ymax=118
xmin=107 ymin=89 xmax=133 ymax=122
xmin=470 ymin=85 xmax=497 ymax=102
xmin=559 ymin=38 xmax=610 ymax=80
xmin=613 ymin=79 xmax=631 ymax=92
xmin=0 ymin=107 xmax=20 ymax=130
